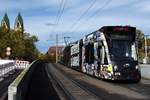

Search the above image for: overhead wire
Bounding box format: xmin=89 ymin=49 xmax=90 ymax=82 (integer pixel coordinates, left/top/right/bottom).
xmin=70 ymin=0 xmax=112 ymax=34
xmin=56 ymin=0 xmax=68 ymax=25
xmin=84 ymin=0 xmax=112 ymax=24
xmin=49 ymin=0 xmax=64 ymax=36
xmin=48 ymin=0 xmax=68 ymax=46
xmin=50 ymin=0 xmax=68 ymax=34
xmin=55 ymin=0 xmax=64 ymax=25
xmin=68 ymin=0 xmax=97 ymax=33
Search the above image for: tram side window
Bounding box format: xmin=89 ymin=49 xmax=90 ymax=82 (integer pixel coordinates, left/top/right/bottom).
xmin=97 ymin=42 xmax=104 ymax=64
xmin=97 ymin=46 xmax=102 ymax=64
xmin=85 ymin=43 xmax=94 ymax=64
xmin=104 ymin=53 xmax=108 ymax=64
xmin=85 ymin=45 xmax=89 ymax=63
xmin=89 ymin=43 xmax=94 ymax=64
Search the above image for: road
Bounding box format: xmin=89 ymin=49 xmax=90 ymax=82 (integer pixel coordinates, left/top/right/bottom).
xmin=0 ymin=70 xmax=22 ymax=100
xmin=46 ymin=63 xmax=150 ymax=100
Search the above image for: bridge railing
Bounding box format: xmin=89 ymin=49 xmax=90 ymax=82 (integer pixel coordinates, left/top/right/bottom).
xmin=15 ymin=60 xmax=30 ymax=69
xmin=0 ymin=60 xmax=30 ymax=81
xmin=0 ymin=60 xmax=15 ymax=80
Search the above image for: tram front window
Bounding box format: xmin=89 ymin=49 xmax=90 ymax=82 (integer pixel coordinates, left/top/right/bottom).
xmin=110 ymin=40 xmax=132 ymax=59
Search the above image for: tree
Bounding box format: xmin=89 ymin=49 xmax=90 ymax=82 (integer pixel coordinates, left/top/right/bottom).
xmin=136 ymin=29 xmax=144 ymax=49
xmin=136 ymin=29 xmax=146 ymax=59
xmin=0 ymin=27 xmax=39 ymax=61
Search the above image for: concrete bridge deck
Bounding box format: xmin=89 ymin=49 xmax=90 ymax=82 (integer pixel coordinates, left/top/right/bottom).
xmin=8 ymin=61 xmax=150 ymax=100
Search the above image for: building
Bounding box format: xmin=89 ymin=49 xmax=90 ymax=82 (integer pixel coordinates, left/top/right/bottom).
xmin=47 ymin=46 xmax=64 ymax=56
xmin=14 ymin=12 xmax=24 ymax=33
xmin=1 ymin=13 xmax=10 ymax=31
xmin=47 ymin=46 xmax=64 ymax=61
xmin=0 ymin=12 xmax=24 ymax=33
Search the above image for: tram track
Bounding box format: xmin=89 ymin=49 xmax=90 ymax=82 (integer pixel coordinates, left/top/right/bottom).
xmin=47 ymin=63 xmax=101 ymax=100
xmin=115 ymin=79 xmax=150 ymax=97
xmin=49 ymin=63 xmax=150 ymax=100
xmin=51 ymin=64 xmax=131 ymax=100
xmin=51 ymin=63 xmax=106 ymax=100
xmin=46 ymin=64 xmax=75 ymax=100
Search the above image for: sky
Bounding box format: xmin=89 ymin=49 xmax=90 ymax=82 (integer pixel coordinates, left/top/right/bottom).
xmin=0 ymin=0 xmax=150 ymax=53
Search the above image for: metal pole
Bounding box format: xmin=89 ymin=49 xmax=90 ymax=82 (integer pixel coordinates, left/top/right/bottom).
xmin=56 ymin=34 xmax=58 ymax=63
xmin=145 ymin=35 xmax=148 ymax=59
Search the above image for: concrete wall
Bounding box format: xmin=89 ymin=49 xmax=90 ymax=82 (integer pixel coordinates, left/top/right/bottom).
xmin=140 ymin=64 xmax=150 ymax=79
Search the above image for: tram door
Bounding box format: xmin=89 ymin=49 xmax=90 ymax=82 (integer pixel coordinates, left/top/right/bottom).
xmin=97 ymin=42 xmax=105 ymax=76
xmin=94 ymin=42 xmax=99 ymax=76
xmin=83 ymin=43 xmax=95 ymax=75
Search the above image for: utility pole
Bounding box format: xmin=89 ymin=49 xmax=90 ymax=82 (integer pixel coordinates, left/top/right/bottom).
xmin=48 ymin=33 xmax=70 ymax=63
xmin=143 ymin=35 xmax=149 ymax=64
xmin=145 ymin=35 xmax=148 ymax=59
xmin=56 ymin=34 xmax=58 ymax=63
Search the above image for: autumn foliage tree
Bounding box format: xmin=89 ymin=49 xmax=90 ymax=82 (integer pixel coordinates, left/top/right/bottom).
xmin=136 ymin=29 xmax=150 ymax=60
xmin=0 ymin=27 xmax=39 ymax=61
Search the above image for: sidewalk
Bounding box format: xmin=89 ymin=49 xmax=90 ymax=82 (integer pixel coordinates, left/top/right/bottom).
xmin=140 ymin=64 xmax=150 ymax=80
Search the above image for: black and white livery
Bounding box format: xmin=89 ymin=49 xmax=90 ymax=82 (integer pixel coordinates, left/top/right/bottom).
xmin=62 ymin=26 xmax=141 ymax=82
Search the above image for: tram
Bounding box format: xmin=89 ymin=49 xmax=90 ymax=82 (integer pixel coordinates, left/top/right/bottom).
xmin=62 ymin=26 xmax=141 ymax=82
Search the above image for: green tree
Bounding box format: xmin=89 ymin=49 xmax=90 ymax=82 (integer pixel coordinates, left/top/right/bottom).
xmin=136 ymin=29 xmax=144 ymax=49
xmin=136 ymin=29 xmax=145 ymax=59
xmin=0 ymin=27 xmax=39 ymax=61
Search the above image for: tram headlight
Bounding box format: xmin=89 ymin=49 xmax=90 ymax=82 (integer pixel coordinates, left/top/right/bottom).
xmin=135 ymin=65 xmax=139 ymax=69
xmin=114 ymin=65 xmax=118 ymax=71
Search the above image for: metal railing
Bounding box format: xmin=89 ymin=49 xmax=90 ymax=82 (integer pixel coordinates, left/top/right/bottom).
xmin=0 ymin=60 xmax=30 ymax=81
xmin=0 ymin=60 xmax=15 ymax=80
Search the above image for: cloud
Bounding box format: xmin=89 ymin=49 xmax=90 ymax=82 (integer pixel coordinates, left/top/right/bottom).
xmin=133 ymin=0 xmax=150 ymax=13
xmin=0 ymin=0 xmax=58 ymax=11
xmin=0 ymin=0 xmax=150 ymax=53
xmin=45 ymin=23 xmax=56 ymax=26
xmin=104 ymin=0 xmax=137 ymax=9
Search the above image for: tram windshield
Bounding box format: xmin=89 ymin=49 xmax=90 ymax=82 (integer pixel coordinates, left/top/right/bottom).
xmin=110 ymin=40 xmax=135 ymax=60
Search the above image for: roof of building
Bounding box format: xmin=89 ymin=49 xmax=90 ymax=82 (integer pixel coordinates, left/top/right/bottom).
xmin=1 ymin=13 xmax=10 ymax=30
xmin=14 ymin=12 xmax=24 ymax=31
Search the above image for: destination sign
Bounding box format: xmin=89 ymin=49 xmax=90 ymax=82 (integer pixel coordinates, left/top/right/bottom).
xmin=113 ymin=27 xmax=129 ymax=31
xmin=110 ymin=34 xmax=132 ymax=40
